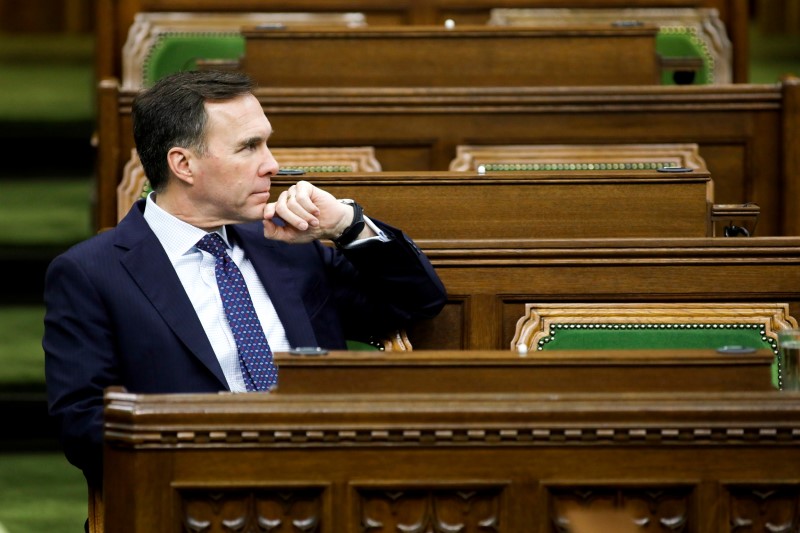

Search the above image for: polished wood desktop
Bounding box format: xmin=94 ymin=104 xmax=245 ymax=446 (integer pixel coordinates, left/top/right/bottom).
xmin=272 ymin=348 xmax=775 ymax=394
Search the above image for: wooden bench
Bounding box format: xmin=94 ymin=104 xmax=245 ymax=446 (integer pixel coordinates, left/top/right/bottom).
xmin=489 ymin=7 xmax=733 ymax=84
xmin=94 ymin=0 xmax=751 ymax=83
xmin=96 ymin=77 xmax=800 ymax=234
xmin=406 ymin=237 xmax=800 ymax=354
xmin=121 ymin=11 xmax=366 ymax=88
xmin=448 ymin=143 xmax=758 ymax=236
xmin=241 ymin=24 xmax=661 ymax=87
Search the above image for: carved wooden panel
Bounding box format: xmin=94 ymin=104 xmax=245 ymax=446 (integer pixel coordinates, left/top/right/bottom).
xmin=358 ymin=487 xmax=504 ymax=533
xmin=180 ymin=487 xmax=324 ymax=533
xmin=102 ymin=389 xmax=800 ymax=532
xmin=549 ymin=486 xmax=693 ymax=533
xmin=407 ymin=296 xmax=466 ymax=350
xmin=727 ymin=485 xmax=800 ymax=533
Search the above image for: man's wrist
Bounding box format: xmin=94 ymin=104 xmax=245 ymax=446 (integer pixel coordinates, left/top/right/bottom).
xmin=332 ymin=199 xmax=366 ymax=248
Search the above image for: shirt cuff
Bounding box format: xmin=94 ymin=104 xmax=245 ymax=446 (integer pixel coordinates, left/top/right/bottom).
xmin=340 ymin=216 xmax=390 ymax=248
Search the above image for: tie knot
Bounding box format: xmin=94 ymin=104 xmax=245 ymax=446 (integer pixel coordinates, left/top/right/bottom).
xmin=196 ymin=233 xmax=228 ymax=259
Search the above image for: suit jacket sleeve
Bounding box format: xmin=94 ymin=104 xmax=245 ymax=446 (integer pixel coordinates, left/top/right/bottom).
xmin=327 ymin=219 xmax=447 ymax=341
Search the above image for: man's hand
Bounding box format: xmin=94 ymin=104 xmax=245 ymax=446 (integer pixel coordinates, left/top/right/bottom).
xmin=263 ymin=180 xmax=370 ymax=243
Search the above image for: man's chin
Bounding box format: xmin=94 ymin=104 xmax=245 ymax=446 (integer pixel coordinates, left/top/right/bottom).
xmin=240 ymin=197 xmax=270 ymax=222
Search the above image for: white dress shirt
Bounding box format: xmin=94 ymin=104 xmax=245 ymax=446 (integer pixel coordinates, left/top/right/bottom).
xmin=143 ymin=194 xmax=291 ymax=392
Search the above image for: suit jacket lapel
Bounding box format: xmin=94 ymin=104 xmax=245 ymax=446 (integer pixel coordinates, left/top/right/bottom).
xmin=114 ymin=206 xmax=229 ymax=388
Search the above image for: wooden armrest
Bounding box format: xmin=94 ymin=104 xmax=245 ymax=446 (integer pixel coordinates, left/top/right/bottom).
xmin=87 ymin=484 xmax=104 ymax=533
xmin=383 ymin=329 xmax=412 ymax=351
xmin=711 ymin=203 xmax=759 ymax=236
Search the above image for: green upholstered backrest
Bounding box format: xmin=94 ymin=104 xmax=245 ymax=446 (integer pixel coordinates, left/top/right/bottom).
xmin=144 ymin=33 xmax=244 ymax=86
xmin=513 ymin=303 xmax=799 ymax=391
xmin=537 ymin=323 xmax=778 ymax=387
xmin=656 ymin=28 xmax=712 ymax=85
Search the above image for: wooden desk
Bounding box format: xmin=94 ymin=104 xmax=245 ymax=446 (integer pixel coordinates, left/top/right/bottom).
xmin=272 ymin=348 xmax=774 ymax=393
xmin=103 ymin=387 xmax=800 ymax=532
xmin=95 ymin=79 xmax=800 ymax=234
xmin=95 ymin=0 xmax=750 ymax=83
xmin=408 ymin=237 xmax=800 ymax=350
xmin=272 ymin=169 xmax=713 ymax=240
xmin=242 ymin=25 xmax=660 ymax=87
xmin=488 ymin=6 xmax=734 ymax=84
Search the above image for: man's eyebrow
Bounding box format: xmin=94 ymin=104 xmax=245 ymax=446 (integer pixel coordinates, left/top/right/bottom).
xmin=235 ymin=135 xmax=267 ymax=150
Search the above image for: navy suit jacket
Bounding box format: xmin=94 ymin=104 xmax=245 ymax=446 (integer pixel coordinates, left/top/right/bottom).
xmin=43 ymin=199 xmax=446 ymax=487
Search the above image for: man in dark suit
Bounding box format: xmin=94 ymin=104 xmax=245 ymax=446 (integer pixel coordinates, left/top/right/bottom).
xmin=43 ymin=70 xmax=447 ymax=490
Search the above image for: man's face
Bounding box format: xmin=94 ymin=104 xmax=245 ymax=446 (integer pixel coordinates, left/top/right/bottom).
xmin=189 ymin=93 xmax=279 ymax=224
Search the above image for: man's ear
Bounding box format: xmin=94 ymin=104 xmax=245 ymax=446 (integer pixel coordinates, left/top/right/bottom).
xmin=166 ymin=147 xmax=195 ymax=185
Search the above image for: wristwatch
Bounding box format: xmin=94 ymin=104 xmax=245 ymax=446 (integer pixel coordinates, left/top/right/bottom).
xmin=332 ymin=199 xmax=366 ymax=248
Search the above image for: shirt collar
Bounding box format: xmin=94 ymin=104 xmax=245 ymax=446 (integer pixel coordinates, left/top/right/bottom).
xmin=143 ymin=192 xmax=231 ymax=261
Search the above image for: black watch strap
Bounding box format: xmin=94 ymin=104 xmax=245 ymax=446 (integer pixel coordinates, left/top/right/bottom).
xmin=332 ymin=200 xmax=366 ymax=248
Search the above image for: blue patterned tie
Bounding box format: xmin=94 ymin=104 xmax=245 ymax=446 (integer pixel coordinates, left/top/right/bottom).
xmin=196 ymin=233 xmax=278 ymax=391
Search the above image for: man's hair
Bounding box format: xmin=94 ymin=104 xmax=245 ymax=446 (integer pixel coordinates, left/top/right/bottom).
xmin=132 ymin=70 xmax=256 ymax=192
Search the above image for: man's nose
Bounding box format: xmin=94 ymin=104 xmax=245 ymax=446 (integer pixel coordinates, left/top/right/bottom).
xmin=261 ymin=149 xmax=279 ymax=176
